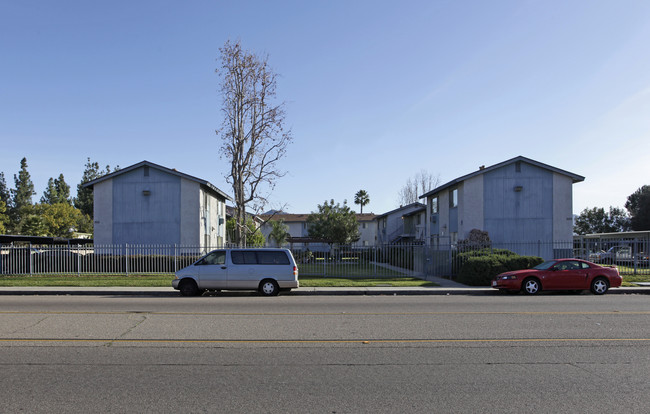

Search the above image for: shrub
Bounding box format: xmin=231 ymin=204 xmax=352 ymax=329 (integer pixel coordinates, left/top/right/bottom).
xmin=457 ymin=254 xmax=543 ymax=286
xmin=452 ymin=248 xmax=517 ymax=274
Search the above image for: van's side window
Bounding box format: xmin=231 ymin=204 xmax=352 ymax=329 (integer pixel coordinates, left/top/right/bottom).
xmin=197 ymin=251 xmax=226 ymax=265
xmin=257 ymin=251 xmax=290 ymax=265
xmin=231 ymin=251 xmax=258 ymax=264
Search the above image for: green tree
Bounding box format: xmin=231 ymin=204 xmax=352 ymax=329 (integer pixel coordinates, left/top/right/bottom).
xmin=268 ymin=219 xmax=289 ymax=247
xmin=625 ymin=185 xmax=650 ymax=230
xmin=226 ymin=217 xmax=266 ymax=247
xmin=0 ymin=172 xmax=10 ymax=208
xmin=216 ymin=40 xmax=293 ymax=246
xmin=307 ymin=199 xmax=360 ymax=245
xmin=18 ymin=205 xmax=47 ymax=236
xmin=246 ymin=218 xmax=266 ymax=247
xmin=9 ymin=157 xmax=36 ymax=232
xmin=0 ymin=200 xmax=8 ymax=234
xmin=0 ymin=173 xmax=10 ymax=233
xmin=39 ymin=203 xmax=85 ymax=237
xmin=354 ymin=190 xmax=370 ymax=214
xmin=74 ymin=158 xmax=113 ymax=217
xmin=11 ymin=158 xmax=35 ymax=208
xmin=75 ymin=213 xmax=94 ymax=234
xmin=574 ymin=207 xmax=631 ymax=235
xmin=41 ymin=174 xmax=71 ymax=205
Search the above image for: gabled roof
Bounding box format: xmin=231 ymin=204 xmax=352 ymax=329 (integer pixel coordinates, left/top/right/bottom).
xmin=420 ymin=156 xmax=584 ymax=199
xmin=82 ymin=160 xmax=232 ymax=201
xmin=375 ymin=202 xmax=426 ymax=220
xmin=259 ymin=213 xmax=377 ymax=222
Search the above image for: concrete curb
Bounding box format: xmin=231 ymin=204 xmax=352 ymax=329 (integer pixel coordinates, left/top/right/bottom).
xmin=0 ymin=286 xmax=648 ymax=296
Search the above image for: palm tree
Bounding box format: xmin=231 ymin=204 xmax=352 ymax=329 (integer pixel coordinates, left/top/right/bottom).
xmin=354 ymin=190 xmax=370 ymax=214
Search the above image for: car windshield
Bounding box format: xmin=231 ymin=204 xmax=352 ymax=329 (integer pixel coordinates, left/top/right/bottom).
xmin=533 ymin=261 xmax=556 ymax=270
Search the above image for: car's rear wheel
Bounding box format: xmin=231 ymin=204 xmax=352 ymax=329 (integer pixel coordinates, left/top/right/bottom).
xmin=590 ymin=277 xmax=609 ymax=295
xmin=179 ymin=279 xmax=201 ymax=297
xmin=259 ymin=279 xmax=280 ymax=296
xmin=522 ymin=278 xmax=541 ymax=295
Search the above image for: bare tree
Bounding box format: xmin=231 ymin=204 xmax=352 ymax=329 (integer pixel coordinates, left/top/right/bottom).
xmin=397 ymin=170 xmax=440 ymax=206
xmin=216 ymin=40 xmax=292 ymax=246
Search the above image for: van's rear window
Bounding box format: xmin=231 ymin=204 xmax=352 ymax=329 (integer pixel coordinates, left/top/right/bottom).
xmin=231 ymin=250 xmax=290 ymax=265
xmin=256 ymin=251 xmax=290 ymax=265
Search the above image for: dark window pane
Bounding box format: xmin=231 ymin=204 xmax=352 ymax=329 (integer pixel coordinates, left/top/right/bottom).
xmin=257 ymin=251 xmax=290 ymax=265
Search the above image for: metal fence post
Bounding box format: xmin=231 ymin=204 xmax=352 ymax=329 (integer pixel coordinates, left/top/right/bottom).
xmin=125 ymin=243 xmax=129 ymax=276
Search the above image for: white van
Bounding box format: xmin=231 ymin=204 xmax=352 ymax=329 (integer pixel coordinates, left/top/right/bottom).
xmin=172 ymin=248 xmax=299 ymax=296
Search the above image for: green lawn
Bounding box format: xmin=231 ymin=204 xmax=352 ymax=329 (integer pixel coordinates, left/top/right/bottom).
xmin=0 ymin=275 xmax=436 ymax=288
xmin=299 ymin=276 xmax=437 ymax=287
xmin=298 ymin=263 xmax=408 ymax=277
xmin=621 ymin=274 xmax=650 ymax=287
xmin=0 ymin=275 xmax=175 ymax=287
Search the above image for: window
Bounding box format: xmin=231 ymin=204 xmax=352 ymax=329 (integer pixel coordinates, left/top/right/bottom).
xmin=515 ymin=161 xmax=521 ymax=173
xmin=256 ymin=251 xmax=290 ymax=265
xmin=231 ymin=250 xmax=290 ymax=265
xmin=449 ymin=189 xmax=458 ymax=208
xmin=231 ymin=251 xmax=258 ymax=264
xmin=197 ymin=250 xmax=225 ymax=265
xmin=430 ymin=197 xmax=438 ymax=214
xmin=144 ymin=166 xmax=149 ymax=177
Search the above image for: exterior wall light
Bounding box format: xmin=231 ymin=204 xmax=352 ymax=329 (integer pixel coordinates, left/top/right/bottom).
xmin=514 ymin=186 xmax=523 ymax=192
xmin=142 ymin=190 xmax=151 ymax=196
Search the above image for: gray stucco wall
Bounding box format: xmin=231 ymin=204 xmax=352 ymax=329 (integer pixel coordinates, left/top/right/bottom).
xmin=483 ymin=162 xmax=553 ymax=244
xmin=111 ymin=167 xmax=181 ymax=245
xmin=552 ymin=173 xmax=574 ymax=241
xmin=93 ymin=180 xmax=113 ymax=245
xmin=460 ymin=175 xmax=484 ymax=238
xmin=180 ymin=179 xmax=200 ymax=245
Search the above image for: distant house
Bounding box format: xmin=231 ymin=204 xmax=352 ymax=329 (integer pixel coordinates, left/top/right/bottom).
xmin=375 ymin=203 xmax=427 ymax=245
xmin=83 ymin=161 xmax=231 ymax=247
xmin=258 ymin=213 xmax=377 ymax=249
xmin=420 ymin=156 xmax=584 ymax=256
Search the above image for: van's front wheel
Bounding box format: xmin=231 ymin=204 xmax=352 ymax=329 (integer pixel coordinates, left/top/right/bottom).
xmin=179 ymin=279 xmax=201 ymax=297
xmin=259 ymin=279 xmax=280 ymax=296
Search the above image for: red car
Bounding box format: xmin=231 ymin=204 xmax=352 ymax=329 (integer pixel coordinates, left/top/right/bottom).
xmin=491 ymin=258 xmax=622 ymax=295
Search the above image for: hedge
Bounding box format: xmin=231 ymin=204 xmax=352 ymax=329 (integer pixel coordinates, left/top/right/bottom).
xmin=451 ymin=248 xmax=518 ymax=274
xmin=457 ymin=253 xmax=543 ymax=286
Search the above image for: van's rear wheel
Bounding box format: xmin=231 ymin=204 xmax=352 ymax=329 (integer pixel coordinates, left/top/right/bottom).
xmin=259 ymin=279 xmax=280 ymax=296
xmin=179 ymin=279 xmax=201 ymax=297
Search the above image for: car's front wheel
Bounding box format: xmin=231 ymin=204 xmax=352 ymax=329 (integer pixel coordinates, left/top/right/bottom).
xmin=522 ymin=278 xmax=541 ymax=295
xmin=590 ymin=277 xmax=609 ymax=295
xmin=259 ymin=279 xmax=280 ymax=296
xmin=179 ymin=279 xmax=201 ymax=297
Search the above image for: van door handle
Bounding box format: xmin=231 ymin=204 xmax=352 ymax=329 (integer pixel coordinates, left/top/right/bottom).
xmin=221 ymin=266 xmax=227 ymax=270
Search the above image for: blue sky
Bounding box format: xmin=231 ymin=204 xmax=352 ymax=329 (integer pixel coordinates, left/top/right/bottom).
xmin=2 ymin=0 xmax=650 ymax=216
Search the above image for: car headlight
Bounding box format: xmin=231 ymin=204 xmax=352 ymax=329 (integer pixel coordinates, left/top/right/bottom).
xmin=500 ymin=275 xmax=517 ymax=280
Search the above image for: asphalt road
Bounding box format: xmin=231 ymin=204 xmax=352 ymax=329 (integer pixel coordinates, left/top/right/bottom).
xmin=1 ymin=295 xmax=649 ymax=413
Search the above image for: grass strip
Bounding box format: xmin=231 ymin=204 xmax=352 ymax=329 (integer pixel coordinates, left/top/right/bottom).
xmin=0 ymin=275 xmax=436 ymax=288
